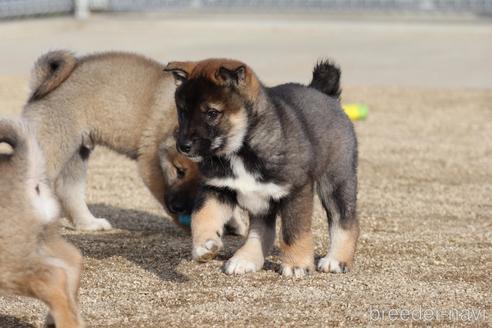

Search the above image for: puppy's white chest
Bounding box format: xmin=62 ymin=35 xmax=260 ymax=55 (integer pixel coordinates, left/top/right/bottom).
xmin=207 ymin=155 xmax=289 ymax=215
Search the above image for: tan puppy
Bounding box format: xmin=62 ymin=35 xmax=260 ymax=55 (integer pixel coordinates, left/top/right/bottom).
xmin=22 ymin=51 xmax=200 ymax=231
xmin=0 ymin=118 xmax=84 ymax=328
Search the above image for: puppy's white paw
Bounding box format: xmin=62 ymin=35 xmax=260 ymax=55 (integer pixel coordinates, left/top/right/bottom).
xmin=224 ymin=256 xmax=260 ymax=275
xmin=192 ymin=239 xmax=223 ymax=262
xmin=76 ymin=217 xmax=112 ymax=231
xmin=281 ymin=264 xmax=313 ymax=278
xmin=317 ymin=256 xmax=350 ymax=273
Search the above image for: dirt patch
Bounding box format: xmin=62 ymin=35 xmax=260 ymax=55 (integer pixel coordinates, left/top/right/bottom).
xmin=0 ymin=79 xmax=490 ymax=327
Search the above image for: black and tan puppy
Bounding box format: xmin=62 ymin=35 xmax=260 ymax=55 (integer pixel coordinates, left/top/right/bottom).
xmin=165 ymin=59 xmax=359 ymax=276
xmin=0 ymin=118 xmax=84 ymax=327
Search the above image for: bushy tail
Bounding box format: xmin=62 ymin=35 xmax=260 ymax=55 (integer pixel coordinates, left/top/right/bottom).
xmin=29 ymin=50 xmax=77 ymax=102
xmin=309 ymin=59 xmax=341 ymax=99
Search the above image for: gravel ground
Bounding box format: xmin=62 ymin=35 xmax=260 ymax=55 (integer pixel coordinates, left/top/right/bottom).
xmin=0 ymin=75 xmax=490 ymax=327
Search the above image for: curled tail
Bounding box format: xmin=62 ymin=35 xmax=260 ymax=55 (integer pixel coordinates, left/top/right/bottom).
xmin=29 ymin=50 xmax=77 ymax=102
xmin=309 ymin=59 xmax=341 ymax=99
xmin=0 ymin=119 xmax=23 ymax=159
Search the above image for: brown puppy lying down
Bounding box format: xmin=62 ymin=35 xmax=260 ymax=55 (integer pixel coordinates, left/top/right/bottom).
xmin=166 ymin=59 xmax=359 ymax=277
xmin=0 ymin=118 xmax=84 ymax=327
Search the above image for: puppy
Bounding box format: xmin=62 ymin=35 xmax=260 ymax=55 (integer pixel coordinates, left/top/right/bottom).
xmin=22 ymin=50 xmax=205 ymax=231
xmin=165 ymin=59 xmax=359 ymax=276
xmin=159 ymin=135 xmax=248 ymax=236
xmin=0 ymin=118 xmax=84 ymax=327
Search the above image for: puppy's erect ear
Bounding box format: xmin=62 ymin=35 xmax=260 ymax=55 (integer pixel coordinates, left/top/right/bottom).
xmin=169 ymin=70 xmax=187 ymax=87
xmin=164 ymin=61 xmax=197 ymax=86
xmin=217 ymin=65 xmax=246 ymax=87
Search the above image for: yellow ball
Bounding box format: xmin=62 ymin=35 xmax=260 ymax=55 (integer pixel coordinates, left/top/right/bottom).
xmin=343 ymin=104 xmax=368 ymax=121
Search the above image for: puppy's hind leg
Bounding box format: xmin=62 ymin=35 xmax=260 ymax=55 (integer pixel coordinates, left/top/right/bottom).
xmin=19 ymin=258 xmax=84 ymax=328
xmin=56 ymin=148 xmax=111 ymax=231
xmin=316 ymin=174 xmax=359 ymax=273
xmin=279 ymin=183 xmax=315 ymax=277
xmin=42 ymin=229 xmax=83 ymax=327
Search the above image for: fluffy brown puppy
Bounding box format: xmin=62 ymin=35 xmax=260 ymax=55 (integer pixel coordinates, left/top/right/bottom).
xmin=166 ymin=59 xmax=359 ymax=277
xmin=0 ymin=118 xmax=84 ymax=328
xmin=22 ymin=51 xmax=207 ymax=231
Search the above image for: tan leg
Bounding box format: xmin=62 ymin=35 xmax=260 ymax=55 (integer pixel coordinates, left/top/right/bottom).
xmin=18 ymin=260 xmax=84 ymax=328
xmin=318 ymin=217 xmax=359 ymax=273
xmin=56 ymin=155 xmax=111 ymax=231
xmin=279 ymin=183 xmax=315 ymax=277
xmin=224 ymin=211 xmax=277 ymax=275
xmin=280 ymin=232 xmax=315 ymax=277
xmin=317 ymin=177 xmax=359 ymax=273
xmin=38 ymin=227 xmax=83 ymax=327
xmin=44 ymin=233 xmax=83 ymax=302
xmin=191 ymin=196 xmax=234 ymax=262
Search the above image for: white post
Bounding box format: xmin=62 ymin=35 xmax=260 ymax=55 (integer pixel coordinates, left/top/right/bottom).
xmin=75 ymin=0 xmax=90 ymax=19
xmin=191 ymin=0 xmax=203 ymax=9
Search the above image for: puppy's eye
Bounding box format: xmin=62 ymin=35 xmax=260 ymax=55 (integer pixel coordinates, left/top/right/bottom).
xmin=176 ymin=167 xmax=186 ymax=179
xmin=206 ymin=108 xmax=221 ymax=121
xmin=35 ymin=185 xmax=40 ymax=195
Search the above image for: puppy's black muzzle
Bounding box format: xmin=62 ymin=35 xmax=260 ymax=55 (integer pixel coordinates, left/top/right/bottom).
xmin=176 ymin=129 xmax=193 ymax=154
xmin=165 ymin=193 xmax=192 ymax=215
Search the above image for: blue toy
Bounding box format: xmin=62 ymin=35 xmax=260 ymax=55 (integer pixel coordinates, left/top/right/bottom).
xmin=178 ymin=214 xmax=192 ymax=226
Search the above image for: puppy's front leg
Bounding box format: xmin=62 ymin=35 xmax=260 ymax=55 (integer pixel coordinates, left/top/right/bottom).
xmin=224 ymin=210 xmax=277 ymax=275
xmin=192 ymin=193 xmax=234 ymax=262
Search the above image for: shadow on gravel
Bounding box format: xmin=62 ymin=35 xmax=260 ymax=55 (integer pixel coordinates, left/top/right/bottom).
xmin=64 ymin=203 xmax=190 ymax=283
xmin=0 ymin=315 xmax=34 ymax=328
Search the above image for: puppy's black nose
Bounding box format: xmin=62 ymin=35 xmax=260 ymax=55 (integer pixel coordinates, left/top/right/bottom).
xmin=178 ymin=140 xmax=192 ymax=154
xmin=170 ymin=202 xmax=186 ymax=214
xmin=167 ymin=196 xmax=187 ymax=214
